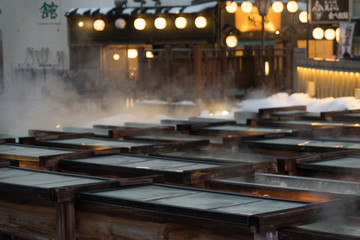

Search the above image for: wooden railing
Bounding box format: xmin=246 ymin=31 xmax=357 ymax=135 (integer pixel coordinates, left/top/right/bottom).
xmin=137 ymin=44 xmax=293 ymax=101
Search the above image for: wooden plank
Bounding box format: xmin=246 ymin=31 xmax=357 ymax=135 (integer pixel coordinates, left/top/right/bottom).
xmin=248 ymin=197 xmax=360 ymax=233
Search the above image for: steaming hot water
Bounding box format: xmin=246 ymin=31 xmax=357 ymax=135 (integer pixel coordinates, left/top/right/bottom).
xmin=1 ymin=90 xmax=360 ymax=137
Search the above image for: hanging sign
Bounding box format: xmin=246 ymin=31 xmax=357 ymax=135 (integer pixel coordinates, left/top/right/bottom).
xmin=38 ymin=0 xmax=60 ymax=23
xmin=310 ymin=0 xmax=349 ymax=23
xmin=338 ymin=21 xmax=356 ymax=58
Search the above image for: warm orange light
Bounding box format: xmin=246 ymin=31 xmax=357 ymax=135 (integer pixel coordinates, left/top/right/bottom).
xmin=154 ymin=17 xmax=167 ymax=30
xmin=78 ymin=21 xmax=84 ymax=27
xmin=272 ymin=1 xmax=284 ymax=13
xmin=175 ymin=16 xmax=187 ymax=29
xmin=195 ymin=16 xmax=207 ymax=28
xmin=325 ymin=28 xmax=336 ymax=40
xmin=113 ymin=53 xmax=120 ymax=61
xmin=146 ymin=51 xmax=154 ymax=58
xmin=241 ymin=1 xmax=253 ymax=13
xmin=299 ymin=11 xmax=308 ymax=23
xmin=287 ymin=1 xmax=298 ymax=13
xmin=226 ymin=1 xmax=238 ymax=13
xmin=312 ymin=27 xmax=324 ymax=40
xmin=225 ymin=35 xmax=238 ymax=48
xmin=93 ymin=19 xmax=105 ymax=31
xmin=128 ymin=49 xmax=138 ymax=59
xmin=134 ymin=18 xmax=146 ymax=30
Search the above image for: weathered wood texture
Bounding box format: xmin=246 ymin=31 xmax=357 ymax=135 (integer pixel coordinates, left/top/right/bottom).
xmin=76 ymin=201 xmax=253 ymax=240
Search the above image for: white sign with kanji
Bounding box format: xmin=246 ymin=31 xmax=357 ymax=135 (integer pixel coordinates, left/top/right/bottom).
xmin=38 ymin=0 xmax=60 ymax=23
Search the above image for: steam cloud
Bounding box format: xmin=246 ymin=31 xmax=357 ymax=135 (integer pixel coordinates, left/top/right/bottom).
xmin=1 ymin=72 xmax=360 ymax=137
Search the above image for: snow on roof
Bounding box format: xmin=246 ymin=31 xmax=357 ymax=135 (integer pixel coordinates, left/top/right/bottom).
xmin=168 ymin=7 xmax=183 ymax=14
xmin=99 ymin=7 xmax=115 ymax=14
xmin=76 ymin=8 xmax=91 ymax=15
xmin=121 ymin=7 xmax=135 ymax=15
xmin=66 ymin=1 xmax=217 ymax=16
xmin=182 ymin=1 xmax=217 ymax=13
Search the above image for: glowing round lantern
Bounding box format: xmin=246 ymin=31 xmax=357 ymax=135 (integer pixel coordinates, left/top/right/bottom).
xmin=287 ymin=1 xmax=298 ymax=13
xmin=154 ymin=17 xmax=167 ymax=30
xmin=195 ymin=16 xmax=207 ymax=29
xmin=241 ymin=1 xmax=253 ymax=13
xmin=299 ymin=11 xmax=308 ymax=23
xmin=78 ymin=21 xmax=84 ymax=27
xmin=325 ymin=28 xmax=336 ymax=40
xmin=272 ymin=1 xmax=284 ymax=13
xmin=134 ymin=18 xmax=146 ymax=30
xmin=312 ymin=27 xmax=324 ymax=40
xmin=225 ymin=35 xmax=238 ymax=48
xmin=336 ymin=28 xmax=340 ymax=42
xmin=175 ymin=16 xmax=187 ymax=29
xmin=93 ymin=19 xmax=105 ymax=31
xmin=225 ymin=1 xmax=238 ymax=13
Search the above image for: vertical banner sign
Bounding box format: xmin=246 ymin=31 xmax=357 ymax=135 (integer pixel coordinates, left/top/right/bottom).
xmin=310 ymin=0 xmax=349 ymax=23
xmin=38 ymin=0 xmax=60 ymax=23
xmin=338 ymin=21 xmax=356 ymax=58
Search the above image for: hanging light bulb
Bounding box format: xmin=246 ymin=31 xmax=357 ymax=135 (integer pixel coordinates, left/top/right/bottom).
xmin=134 ymin=18 xmax=146 ymax=30
xmin=225 ymin=1 xmax=238 ymax=13
xmin=335 ymin=28 xmax=340 ymax=42
xmin=241 ymin=1 xmax=253 ymax=13
xmin=195 ymin=16 xmax=207 ymax=29
xmin=287 ymin=1 xmax=299 ymax=13
xmin=299 ymin=11 xmax=308 ymax=23
xmin=225 ymin=35 xmax=238 ymax=48
xmin=93 ymin=19 xmax=105 ymax=31
xmin=312 ymin=27 xmax=324 ymax=40
xmin=325 ymin=28 xmax=336 ymax=40
xmin=154 ymin=17 xmax=167 ymax=30
xmin=175 ymin=16 xmax=187 ymax=29
xmin=272 ymin=1 xmax=284 ymax=13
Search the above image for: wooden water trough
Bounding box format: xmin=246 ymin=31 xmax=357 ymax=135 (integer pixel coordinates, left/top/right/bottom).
xmin=27 ymin=135 xmax=167 ymax=154
xmin=278 ymin=215 xmax=360 ymax=240
xmin=58 ymin=153 xmax=252 ymax=187
xmin=0 ymin=166 xmax=123 ymax=240
xmin=239 ymin=137 xmax=360 ymax=156
xmin=76 ymin=183 xmax=360 ymax=239
xmin=0 ymin=142 xmax=94 ymax=170
xmin=277 ymin=150 xmax=360 ymax=181
xmin=151 ymin=149 xmax=280 ymax=173
xmin=207 ymin=172 xmax=360 ymax=202
xmin=249 ymin=119 xmax=360 ymax=139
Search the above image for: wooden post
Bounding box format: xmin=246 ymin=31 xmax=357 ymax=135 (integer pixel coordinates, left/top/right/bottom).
xmin=220 ymin=46 xmax=228 ymax=100
xmin=193 ymin=45 xmax=203 ymax=101
xmin=56 ymin=200 xmax=76 ymax=240
xmin=285 ymin=43 xmax=293 ymax=91
xmin=254 ymin=45 xmax=263 ymax=88
xmin=137 ymin=47 xmax=146 ymax=97
xmin=164 ymin=45 xmax=172 ymax=101
xmin=244 ymin=45 xmax=254 ymax=89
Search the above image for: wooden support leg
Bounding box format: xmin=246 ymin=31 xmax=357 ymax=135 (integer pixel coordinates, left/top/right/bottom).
xmin=56 ymin=200 xmax=76 ymax=240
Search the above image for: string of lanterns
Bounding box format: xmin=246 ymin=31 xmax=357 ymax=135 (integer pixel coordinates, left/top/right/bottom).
xmin=80 ymin=15 xmax=208 ymax=32
xmin=225 ymin=0 xmax=340 ymax=46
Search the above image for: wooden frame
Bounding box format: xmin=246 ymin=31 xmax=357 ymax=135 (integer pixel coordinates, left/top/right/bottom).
xmin=206 ymin=171 xmax=359 ymax=202
xmin=277 ymin=150 xmax=360 ymax=181
xmin=58 ymin=153 xmax=252 ymax=187
xmin=76 ymin=183 xmax=360 ymax=238
xmin=31 ymin=136 xmax=166 ymax=154
xmin=0 ymin=142 xmax=98 ymax=170
xmin=0 ymin=166 xmax=124 ymax=240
